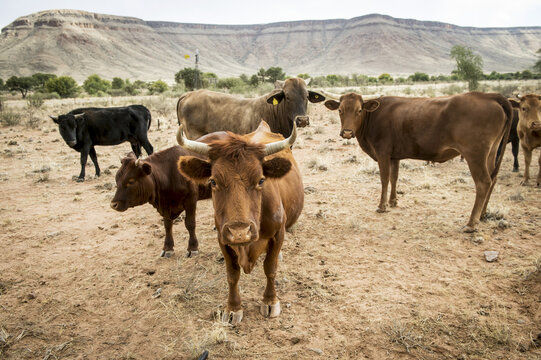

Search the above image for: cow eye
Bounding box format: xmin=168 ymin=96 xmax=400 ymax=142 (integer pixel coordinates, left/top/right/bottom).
xmin=209 ymin=179 xmax=216 ymax=187
xmin=338 ymin=109 xmax=343 ymax=114
xmin=522 ymin=107 xmax=527 ymax=112
xmin=258 ymin=178 xmax=265 ymax=186
xmin=127 ymin=178 xmax=136 ymax=186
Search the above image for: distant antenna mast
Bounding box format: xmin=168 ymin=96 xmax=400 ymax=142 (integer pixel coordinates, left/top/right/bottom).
xmin=194 ymin=49 xmax=201 ymax=89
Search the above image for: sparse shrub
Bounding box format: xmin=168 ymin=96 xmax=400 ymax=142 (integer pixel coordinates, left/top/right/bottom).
xmin=83 ymin=74 xmax=111 ymax=96
xmin=45 ymin=76 xmax=79 ymax=98
xmin=148 ymin=80 xmax=169 ymax=94
xmin=108 ymin=88 xmax=128 ymax=97
xmin=442 ymin=84 xmax=465 ymax=95
xmin=26 ymin=93 xmax=44 ymax=108
xmin=0 ymin=111 xmax=22 ymax=126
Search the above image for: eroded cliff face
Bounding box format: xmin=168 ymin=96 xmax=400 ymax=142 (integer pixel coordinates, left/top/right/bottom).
xmin=1 ymin=10 xmax=540 ymax=81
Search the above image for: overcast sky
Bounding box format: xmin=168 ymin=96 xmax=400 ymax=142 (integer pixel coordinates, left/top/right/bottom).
xmin=1 ymin=0 xmax=540 ymax=30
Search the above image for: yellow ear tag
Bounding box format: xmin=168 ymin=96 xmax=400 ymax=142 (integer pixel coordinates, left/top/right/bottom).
xmin=273 ymin=98 xmax=278 ymax=106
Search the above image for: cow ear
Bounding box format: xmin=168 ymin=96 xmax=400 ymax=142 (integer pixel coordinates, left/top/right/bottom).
xmin=262 ymin=157 xmax=292 ymax=178
xmin=267 ymin=91 xmax=285 ymax=105
xmin=363 ymin=99 xmax=380 ymax=112
xmin=142 ymin=163 xmax=152 ymax=175
xmin=324 ymin=100 xmax=340 ymax=111
xmin=178 ymin=156 xmax=211 ymax=183
xmin=308 ymin=91 xmax=325 ymax=103
xmin=508 ymin=99 xmax=520 ymax=108
xmin=256 ymin=120 xmax=271 ymax=132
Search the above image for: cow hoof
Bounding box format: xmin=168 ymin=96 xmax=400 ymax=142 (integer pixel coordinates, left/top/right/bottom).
xmin=389 ymin=200 xmax=398 ymax=208
xmin=260 ymin=301 xmax=281 ymax=318
xmin=512 ymin=168 xmax=518 ymax=173
xmin=376 ymin=207 xmax=387 ymax=213
xmin=159 ymin=250 xmax=174 ymax=258
xmin=462 ymin=225 xmax=477 ymax=233
xmin=186 ymin=250 xmax=199 ymax=258
xmin=75 ymin=177 xmax=84 ymax=183
xmin=219 ymin=309 xmax=243 ymax=325
xmin=520 ymin=180 xmax=528 ymax=186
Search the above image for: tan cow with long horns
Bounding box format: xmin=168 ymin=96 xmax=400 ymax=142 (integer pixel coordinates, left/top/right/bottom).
xmin=176 ymin=121 xmax=304 ymax=324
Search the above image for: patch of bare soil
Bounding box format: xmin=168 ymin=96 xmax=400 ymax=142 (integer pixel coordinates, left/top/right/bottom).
xmin=0 ymin=101 xmax=540 ymax=359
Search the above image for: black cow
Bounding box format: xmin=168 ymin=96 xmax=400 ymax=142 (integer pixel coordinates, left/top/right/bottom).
xmin=50 ymin=105 xmax=154 ymax=181
xmin=497 ymin=108 xmax=520 ymax=172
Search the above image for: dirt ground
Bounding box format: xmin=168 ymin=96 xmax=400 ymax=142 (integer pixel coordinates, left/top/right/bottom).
xmin=0 ymin=97 xmax=540 ymax=360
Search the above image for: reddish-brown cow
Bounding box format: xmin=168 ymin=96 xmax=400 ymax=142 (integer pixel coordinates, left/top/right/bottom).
xmin=176 ymin=121 xmax=303 ymax=324
xmin=110 ymin=148 xmax=211 ymax=257
xmin=509 ymin=94 xmax=541 ymax=186
xmin=325 ymin=92 xmax=512 ymax=232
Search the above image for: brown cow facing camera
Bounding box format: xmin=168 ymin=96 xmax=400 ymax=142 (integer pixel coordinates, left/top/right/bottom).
xmin=509 ymin=94 xmax=541 ymax=186
xmin=325 ymin=91 xmax=512 ymax=233
xmin=176 ymin=121 xmax=304 ymax=325
xmin=110 ymin=148 xmax=211 ymax=257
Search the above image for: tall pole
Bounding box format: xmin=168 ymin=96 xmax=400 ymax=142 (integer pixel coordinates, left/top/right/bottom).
xmin=194 ymin=49 xmax=200 ymax=90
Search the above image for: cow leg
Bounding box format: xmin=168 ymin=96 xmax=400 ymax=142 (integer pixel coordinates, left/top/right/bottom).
xmin=389 ymin=159 xmax=400 ymax=207
xmin=160 ymin=218 xmax=175 ymax=258
xmin=376 ymin=156 xmax=391 ymax=212
xmin=480 ymin=146 xmax=500 ymax=220
xmin=89 ymin=146 xmax=100 ymax=177
xmin=77 ymin=145 xmax=91 ymax=182
xmin=130 ymin=141 xmax=142 ymax=158
xmin=260 ymin=226 xmax=284 ymax=318
xmin=220 ymin=243 xmax=243 ymax=324
xmin=463 ymin=158 xmax=491 ymax=232
xmin=511 ymin=139 xmax=519 ymax=172
xmin=520 ymin=144 xmax=532 ymax=185
xmin=184 ymin=197 xmax=199 ymax=257
xmin=140 ymin=134 xmax=154 ymax=156
xmin=536 ymin=151 xmax=541 ymax=187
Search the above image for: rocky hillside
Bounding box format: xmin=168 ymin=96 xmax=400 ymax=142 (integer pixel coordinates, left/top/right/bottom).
xmin=1 ymin=9 xmax=540 ymax=81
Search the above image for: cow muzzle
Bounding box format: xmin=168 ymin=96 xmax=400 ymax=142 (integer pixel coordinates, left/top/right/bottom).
xmin=340 ymin=129 xmax=355 ymax=139
xmin=295 ymin=115 xmax=310 ymax=128
xmin=222 ymin=221 xmax=258 ymax=244
xmin=110 ymin=201 xmax=127 ymax=212
xmin=67 ymin=140 xmax=77 ymax=147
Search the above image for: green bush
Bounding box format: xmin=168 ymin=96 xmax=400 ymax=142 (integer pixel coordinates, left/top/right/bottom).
xmin=83 ymin=74 xmax=111 ymax=95
xmin=148 ymin=80 xmax=169 ymax=94
xmin=217 ymin=77 xmax=244 ymax=89
xmin=108 ymin=88 xmax=128 ymax=97
xmin=111 ymin=77 xmax=125 ymax=89
xmin=45 ymin=76 xmax=79 ymax=98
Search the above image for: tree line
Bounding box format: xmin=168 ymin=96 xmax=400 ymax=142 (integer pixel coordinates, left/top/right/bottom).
xmin=1 ymin=46 xmax=539 ymax=99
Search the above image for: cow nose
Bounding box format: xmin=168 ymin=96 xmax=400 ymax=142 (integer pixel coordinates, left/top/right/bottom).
xmin=295 ymin=115 xmax=310 ymax=127
xmin=223 ymin=222 xmax=255 ymax=244
xmin=110 ymin=201 xmax=119 ymax=210
xmin=341 ymin=129 xmax=354 ymax=139
xmin=67 ymin=140 xmax=76 ymax=147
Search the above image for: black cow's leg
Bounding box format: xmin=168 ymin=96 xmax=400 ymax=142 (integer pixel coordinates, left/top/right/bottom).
xmin=77 ymin=145 xmax=91 ymax=182
xmin=130 ymin=142 xmax=142 ymax=158
xmin=260 ymin=225 xmax=284 ymax=318
xmin=511 ymin=139 xmax=519 ymax=172
xmin=160 ymin=218 xmax=175 ymax=258
xmin=184 ymin=197 xmax=199 ymax=257
xmin=376 ymin=156 xmax=391 ymax=213
xmin=389 ymin=159 xmax=400 ymax=207
xmin=220 ymin=242 xmax=243 ymax=324
xmin=140 ymin=134 xmax=154 ymax=156
xmin=89 ymin=146 xmax=100 ymax=177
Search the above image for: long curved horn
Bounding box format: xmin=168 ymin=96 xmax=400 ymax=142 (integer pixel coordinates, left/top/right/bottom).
xmin=49 ymin=115 xmax=58 ymax=121
xmin=176 ymin=125 xmax=210 ymax=156
xmin=264 ymin=123 xmax=297 ymax=156
xmin=319 ymin=90 xmax=342 ymax=100
xmin=74 ymin=113 xmax=85 ymax=119
xmin=363 ymin=94 xmax=382 ymax=100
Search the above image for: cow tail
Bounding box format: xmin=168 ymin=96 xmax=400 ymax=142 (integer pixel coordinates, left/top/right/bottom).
xmin=491 ymin=95 xmax=513 ymax=180
xmin=176 ymin=94 xmax=188 ymax=126
xmin=146 ymin=108 xmax=152 ymax=130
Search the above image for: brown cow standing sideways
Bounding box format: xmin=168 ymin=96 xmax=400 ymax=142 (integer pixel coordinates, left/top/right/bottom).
xmin=110 ymin=148 xmax=211 ymax=257
xmin=176 ymin=121 xmax=303 ymax=324
xmin=325 ymin=92 xmax=512 ymax=232
xmin=509 ymin=94 xmax=541 ymax=186
xmin=176 ymin=77 xmax=325 ymax=139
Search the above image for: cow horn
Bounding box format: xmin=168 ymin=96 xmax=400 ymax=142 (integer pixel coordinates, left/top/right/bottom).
xmin=176 ymin=125 xmax=210 ymax=156
xmin=74 ymin=113 xmax=85 ymax=119
xmin=49 ymin=115 xmax=59 ymax=121
xmin=135 ymin=158 xmax=141 ymax=166
xmin=363 ymin=94 xmax=382 ymax=100
xmin=319 ymin=90 xmax=342 ymax=100
xmin=264 ymin=123 xmax=297 ymax=156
